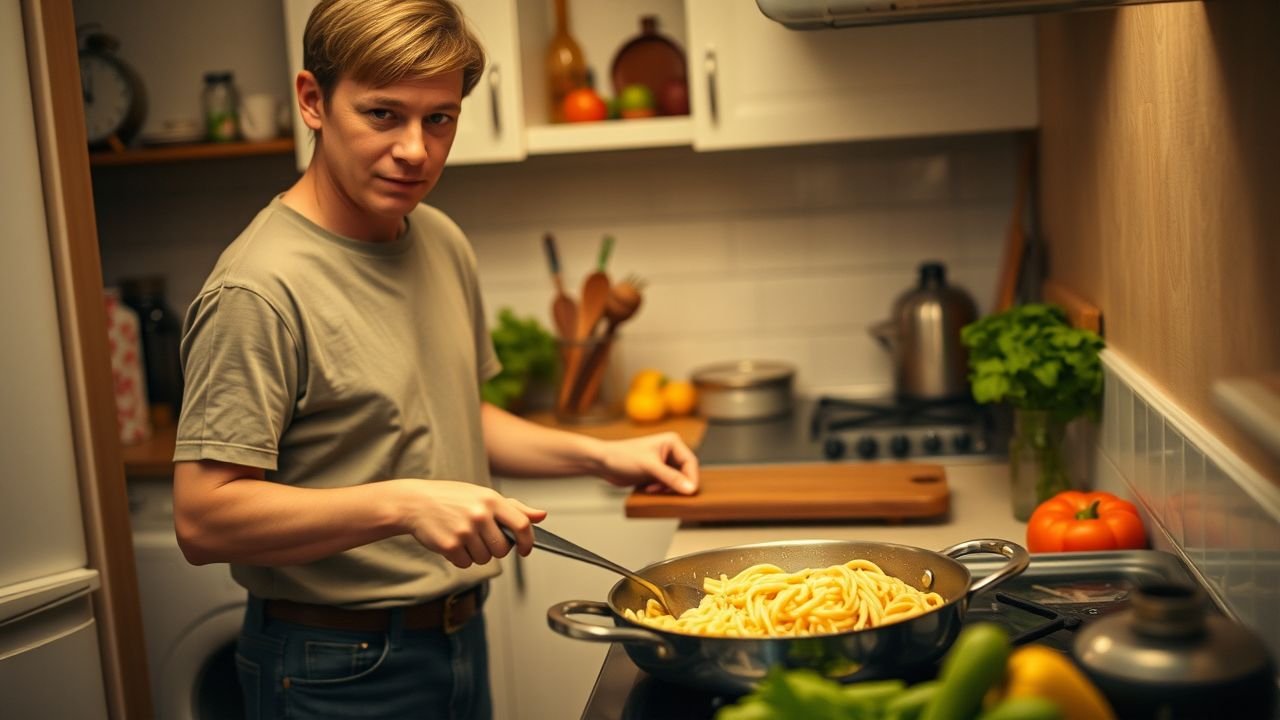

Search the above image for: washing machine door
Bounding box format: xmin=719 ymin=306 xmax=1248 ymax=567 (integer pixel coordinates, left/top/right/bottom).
xmin=159 ymin=606 xmax=245 ymax=720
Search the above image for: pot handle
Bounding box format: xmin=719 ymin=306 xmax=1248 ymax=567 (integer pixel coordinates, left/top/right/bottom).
xmin=547 ymin=600 xmax=676 ymax=660
xmin=868 ymin=319 xmax=897 ymax=351
xmin=939 ymin=538 xmax=1030 ymax=600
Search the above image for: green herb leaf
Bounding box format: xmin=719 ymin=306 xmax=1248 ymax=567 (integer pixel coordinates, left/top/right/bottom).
xmin=960 ymin=303 xmax=1104 ymax=420
xmin=481 ymin=308 xmax=556 ymax=410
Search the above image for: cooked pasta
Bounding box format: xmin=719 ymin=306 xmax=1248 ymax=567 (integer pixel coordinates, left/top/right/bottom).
xmin=622 ymin=559 xmax=945 ymax=637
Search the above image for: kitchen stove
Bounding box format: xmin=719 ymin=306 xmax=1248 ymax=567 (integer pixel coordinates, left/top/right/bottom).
xmin=694 ymin=396 xmax=1005 ymax=467
xmin=580 ymin=550 xmax=1208 ymax=720
xmin=809 ymin=395 xmax=998 ymax=461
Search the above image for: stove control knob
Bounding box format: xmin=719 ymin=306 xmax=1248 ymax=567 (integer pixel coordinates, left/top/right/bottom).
xmin=889 ymin=434 xmax=911 ymax=458
xmin=855 ymin=436 xmax=879 ymax=460
xmin=952 ymin=432 xmax=974 ymax=454
xmin=922 ymin=433 xmax=943 ymax=455
xmin=822 ymin=437 xmax=846 ymax=460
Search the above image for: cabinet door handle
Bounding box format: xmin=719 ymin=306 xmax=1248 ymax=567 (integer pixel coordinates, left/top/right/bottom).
xmin=488 ymin=64 xmax=502 ymax=137
xmin=704 ymin=48 xmax=719 ymax=126
xmin=513 ymin=546 xmax=526 ymax=597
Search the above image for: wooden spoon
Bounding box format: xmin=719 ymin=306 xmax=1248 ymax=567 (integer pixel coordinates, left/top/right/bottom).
xmin=543 ymin=233 xmax=577 ymax=341
xmin=572 ymin=276 xmax=644 ymax=412
xmin=557 ymin=237 xmax=614 ymax=414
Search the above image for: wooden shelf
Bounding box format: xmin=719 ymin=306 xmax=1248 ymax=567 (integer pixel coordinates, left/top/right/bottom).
xmin=90 ymin=137 xmax=295 ymax=167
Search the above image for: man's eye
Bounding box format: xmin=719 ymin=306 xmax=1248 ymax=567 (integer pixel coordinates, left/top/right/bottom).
xmin=428 ymin=113 xmax=455 ymax=126
xmin=368 ymin=109 xmax=394 ymax=122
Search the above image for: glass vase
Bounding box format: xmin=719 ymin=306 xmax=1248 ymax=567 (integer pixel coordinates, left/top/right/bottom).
xmin=1009 ymin=409 xmax=1071 ymax=521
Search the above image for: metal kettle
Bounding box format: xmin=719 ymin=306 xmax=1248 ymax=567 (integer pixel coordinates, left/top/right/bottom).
xmin=871 ymin=262 xmax=977 ymax=401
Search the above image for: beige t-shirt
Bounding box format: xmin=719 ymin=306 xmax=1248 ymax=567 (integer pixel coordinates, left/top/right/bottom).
xmin=174 ymin=198 xmax=501 ymax=608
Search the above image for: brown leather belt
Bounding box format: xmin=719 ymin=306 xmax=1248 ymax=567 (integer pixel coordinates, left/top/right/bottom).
xmin=263 ymin=584 xmax=484 ymax=634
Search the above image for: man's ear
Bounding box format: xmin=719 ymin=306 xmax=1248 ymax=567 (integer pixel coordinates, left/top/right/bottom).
xmin=296 ymin=70 xmax=325 ymax=132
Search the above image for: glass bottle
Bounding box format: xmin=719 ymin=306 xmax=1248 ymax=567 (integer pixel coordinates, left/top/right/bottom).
xmin=202 ymin=71 xmax=239 ymax=142
xmin=545 ymin=0 xmax=588 ymax=123
xmin=120 ymin=275 xmax=184 ymax=428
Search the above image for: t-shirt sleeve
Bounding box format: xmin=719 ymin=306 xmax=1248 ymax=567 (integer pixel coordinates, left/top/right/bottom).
xmin=173 ymin=285 xmax=299 ymax=470
xmin=472 ymin=282 xmax=501 ymax=385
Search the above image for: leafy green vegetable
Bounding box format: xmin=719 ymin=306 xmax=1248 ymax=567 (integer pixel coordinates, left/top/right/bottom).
xmin=714 ymin=627 xmax=1025 ymax=720
xmin=481 ymin=308 xmax=556 ymax=410
xmin=717 ymin=669 xmax=902 ymax=720
xmin=960 ymin=304 xmax=1105 ymax=424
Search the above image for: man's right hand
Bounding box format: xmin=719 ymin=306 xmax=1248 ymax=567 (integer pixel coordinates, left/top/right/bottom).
xmin=393 ymin=479 xmax=546 ymax=569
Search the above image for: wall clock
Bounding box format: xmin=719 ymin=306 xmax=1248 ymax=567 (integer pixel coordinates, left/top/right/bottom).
xmin=79 ymin=31 xmax=147 ymax=150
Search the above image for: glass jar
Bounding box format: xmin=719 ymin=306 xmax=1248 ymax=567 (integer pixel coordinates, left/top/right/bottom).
xmin=1008 ymin=408 xmax=1070 ymax=520
xmin=119 ymin=275 xmax=184 ymax=428
xmin=202 ymin=71 xmax=239 ymax=142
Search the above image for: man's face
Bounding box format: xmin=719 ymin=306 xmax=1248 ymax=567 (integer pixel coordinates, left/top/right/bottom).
xmin=313 ymin=71 xmax=463 ymax=222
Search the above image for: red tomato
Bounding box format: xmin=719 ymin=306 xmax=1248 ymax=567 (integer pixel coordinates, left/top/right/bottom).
xmin=1026 ymin=490 xmax=1147 ymax=553
xmin=561 ymin=88 xmax=607 ymax=123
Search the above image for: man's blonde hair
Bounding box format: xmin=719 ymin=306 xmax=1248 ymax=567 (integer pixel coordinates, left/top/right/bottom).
xmin=304 ymin=0 xmax=485 ymax=100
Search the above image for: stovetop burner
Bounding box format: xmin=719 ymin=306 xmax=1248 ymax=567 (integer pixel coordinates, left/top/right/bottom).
xmin=581 ymin=550 xmax=1203 ymax=720
xmin=810 ymin=395 xmax=985 ymax=434
xmin=808 ymin=395 xmax=1000 ymax=461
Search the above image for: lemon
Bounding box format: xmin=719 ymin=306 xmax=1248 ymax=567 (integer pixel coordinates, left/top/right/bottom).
xmin=661 ymin=380 xmax=697 ymax=417
xmin=629 ymin=369 xmax=665 ymax=395
xmin=625 ymin=390 xmax=666 ymax=424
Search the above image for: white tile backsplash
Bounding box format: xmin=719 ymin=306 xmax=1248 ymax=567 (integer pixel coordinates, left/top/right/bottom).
xmin=1097 ymin=351 xmax=1280 ymax=663
xmin=93 ymin=133 xmax=1018 ymax=393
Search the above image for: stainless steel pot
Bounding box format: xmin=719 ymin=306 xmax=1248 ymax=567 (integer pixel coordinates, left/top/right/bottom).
xmin=691 ymin=360 xmax=795 ymax=422
xmin=548 ymin=537 xmax=1028 ymax=695
xmin=870 ymin=262 xmax=977 ymax=401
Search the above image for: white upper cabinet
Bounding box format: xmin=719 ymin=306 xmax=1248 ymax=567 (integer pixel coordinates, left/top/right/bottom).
xmin=283 ymin=0 xmax=1037 ymax=164
xmin=684 ymin=2 xmax=1038 ymax=151
xmin=281 ymin=0 xmax=525 ymax=170
xmin=443 ymin=0 xmax=526 ymax=164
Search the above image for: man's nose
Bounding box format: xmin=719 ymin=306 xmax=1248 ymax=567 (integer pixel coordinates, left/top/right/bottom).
xmin=392 ymin=124 xmax=427 ymax=164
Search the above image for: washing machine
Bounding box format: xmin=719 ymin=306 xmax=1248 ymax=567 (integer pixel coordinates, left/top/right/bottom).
xmin=129 ymin=478 xmax=248 ymax=719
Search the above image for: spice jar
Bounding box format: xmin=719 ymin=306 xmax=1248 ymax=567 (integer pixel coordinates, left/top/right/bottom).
xmin=202 ymin=71 xmax=239 ymax=142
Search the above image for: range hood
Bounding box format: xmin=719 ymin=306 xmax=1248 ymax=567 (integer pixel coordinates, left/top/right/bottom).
xmin=756 ymin=0 xmax=1189 ymax=29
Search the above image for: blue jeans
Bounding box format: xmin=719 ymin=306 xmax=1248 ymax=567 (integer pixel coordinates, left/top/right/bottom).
xmin=235 ymin=595 xmax=492 ymax=720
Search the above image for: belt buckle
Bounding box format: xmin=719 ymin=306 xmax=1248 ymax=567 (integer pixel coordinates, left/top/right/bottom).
xmin=442 ymin=588 xmax=468 ymax=634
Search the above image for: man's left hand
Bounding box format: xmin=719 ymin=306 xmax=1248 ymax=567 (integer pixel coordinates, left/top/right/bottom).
xmin=598 ymin=432 xmax=699 ymax=495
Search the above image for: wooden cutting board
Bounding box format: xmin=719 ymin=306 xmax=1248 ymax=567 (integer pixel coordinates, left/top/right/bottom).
xmin=626 ymin=463 xmax=949 ymax=522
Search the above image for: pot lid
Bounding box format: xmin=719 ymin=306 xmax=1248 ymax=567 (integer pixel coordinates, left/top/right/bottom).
xmin=691 ymin=360 xmax=795 ymax=389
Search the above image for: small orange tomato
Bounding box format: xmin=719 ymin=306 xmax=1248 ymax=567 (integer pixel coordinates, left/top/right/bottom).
xmin=1026 ymin=490 xmax=1147 ymax=553
xmin=561 ymin=88 xmax=607 ymax=123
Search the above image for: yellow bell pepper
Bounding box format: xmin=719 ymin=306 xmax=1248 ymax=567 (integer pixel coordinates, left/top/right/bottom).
xmin=990 ymin=646 xmax=1116 ymax=720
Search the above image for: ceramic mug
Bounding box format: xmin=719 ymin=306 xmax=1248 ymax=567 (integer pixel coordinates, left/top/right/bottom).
xmin=239 ymin=93 xmax=279 ymax=141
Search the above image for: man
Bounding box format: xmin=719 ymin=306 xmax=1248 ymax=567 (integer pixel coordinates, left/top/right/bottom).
xmin=171 ymin=1 xmax=699 ymax=717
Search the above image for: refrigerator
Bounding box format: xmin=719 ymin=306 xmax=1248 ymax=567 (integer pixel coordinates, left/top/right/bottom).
xmin=0 ymin=2 xmax=111 ymax=716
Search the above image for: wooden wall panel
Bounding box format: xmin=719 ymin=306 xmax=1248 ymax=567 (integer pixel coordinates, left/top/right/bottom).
xmin=1037 ymin=0 xmax=1280 ymax=481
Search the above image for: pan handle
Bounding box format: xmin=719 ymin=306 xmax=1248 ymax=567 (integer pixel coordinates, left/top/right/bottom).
xmin=939 ymin=538 xmax=1030 ymax=599
xmin=547 ymin=600 xmax=675 ymax=660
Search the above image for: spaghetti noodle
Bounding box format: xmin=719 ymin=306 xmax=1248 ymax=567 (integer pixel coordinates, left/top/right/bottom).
xmin=622 ymin=559 xmax=945 ymax=637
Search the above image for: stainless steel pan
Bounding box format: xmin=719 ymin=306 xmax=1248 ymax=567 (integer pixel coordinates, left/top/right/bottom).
xmin=548 ymin=538 xmax=1028 ymax=695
